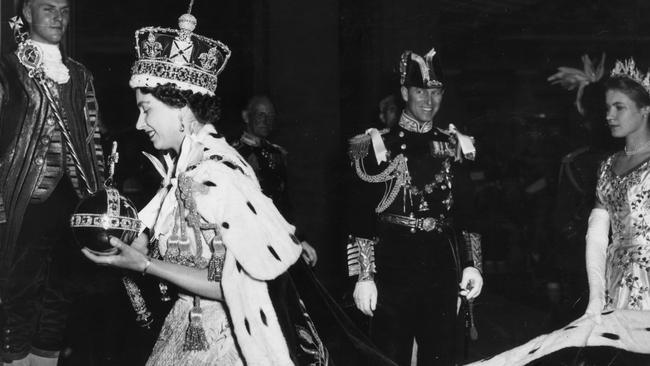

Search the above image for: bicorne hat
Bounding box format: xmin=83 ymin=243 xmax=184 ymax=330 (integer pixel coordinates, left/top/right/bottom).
xmin=400 ymin=48 xmax=444 ymax=89
xmin=129 ymin=8 xmax=231 ymax=96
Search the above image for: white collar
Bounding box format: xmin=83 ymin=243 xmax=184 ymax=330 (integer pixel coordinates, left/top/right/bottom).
xmin=32 ymin=40 xmax=70 ymax=84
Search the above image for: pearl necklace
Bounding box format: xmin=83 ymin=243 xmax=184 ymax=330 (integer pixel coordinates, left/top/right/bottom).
xmin=624 ymin=140 xmax=650 ymax=156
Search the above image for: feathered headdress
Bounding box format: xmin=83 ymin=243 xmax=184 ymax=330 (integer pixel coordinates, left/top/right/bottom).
xmin=547 ymin=54 xmax=606 ymax=115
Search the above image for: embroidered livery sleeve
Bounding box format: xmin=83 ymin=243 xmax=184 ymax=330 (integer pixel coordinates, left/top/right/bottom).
xmin=452 ymin=157 xmax=482 ymax=272
xmin=0 ymin=77 xmax=5 ymax=225
xmin=189 ymin=159 xmax=302 ymax=281
xmin=83 ymin=73 xmax=105 ymax=184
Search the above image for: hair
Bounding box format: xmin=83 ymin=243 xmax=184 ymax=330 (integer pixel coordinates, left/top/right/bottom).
xmin=21 ymin=0 xmax=33 ymax=9
xmin=245 ymin=95 xmax=274 ymax=114
xmin=378 ymin=94 xmax=399 ymax=112
xmin=139 ymin=83 xmax=221 ymax=125
xmin=604 ymin=75 xmax=650 ymax=109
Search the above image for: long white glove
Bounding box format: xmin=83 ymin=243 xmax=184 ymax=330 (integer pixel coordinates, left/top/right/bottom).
xmin=584 ymin=208 xmax=609 ymax=322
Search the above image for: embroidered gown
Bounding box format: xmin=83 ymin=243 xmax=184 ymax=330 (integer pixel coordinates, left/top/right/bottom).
xmin=139 ymin=124 xmax=306 ymax=366
xmin=597 ymin=154 xmax=650 ymax=310
xmin=464 ymin=153 xmax=650 ymax=366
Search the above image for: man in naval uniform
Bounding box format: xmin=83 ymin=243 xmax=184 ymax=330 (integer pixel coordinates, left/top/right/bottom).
xmin=234 ymin=95 xmax=318 ymax=266
xmin=346 ymin=48 xmax=483 ymax=365
xmin=0 ymin=0 xmax=104 ymax=364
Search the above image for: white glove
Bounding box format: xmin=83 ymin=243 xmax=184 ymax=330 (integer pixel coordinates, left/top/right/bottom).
xmin=584 ymin=208 xmax=609 ymax=323
xmin=459 ymin=267 xmax=483 ymax=299
xmin=354 ymin=280 xmax=378 ymax=317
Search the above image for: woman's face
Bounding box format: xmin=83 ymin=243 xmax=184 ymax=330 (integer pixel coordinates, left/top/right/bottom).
xmin=605 ymin=89 xmax=649 ymax=139
xmin=135 ymin=89 xmax=185 ymax=153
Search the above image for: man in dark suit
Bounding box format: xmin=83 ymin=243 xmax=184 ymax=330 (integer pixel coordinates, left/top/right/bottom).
xmin=0 ymin=1 xmax=104 ymax=364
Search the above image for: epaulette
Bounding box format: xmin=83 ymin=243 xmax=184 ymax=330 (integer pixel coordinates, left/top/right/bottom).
xmin=270 ymin=143 xmax=288 ymax=156
xmin=348 ymin=133 xmax=372 ymax=160
xmin=561 ymin=146 xmax=589 ymax=164
xmin=438 ymin=123 xmax=477 ymax=161
xmin=240 ymin=134 xmax=257 ymax=147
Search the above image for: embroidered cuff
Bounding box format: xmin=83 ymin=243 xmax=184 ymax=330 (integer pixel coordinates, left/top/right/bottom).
xmin=347 ymin=235 xmax=377 ymax=281
xmin=462 ymin=231 xmax=482 ymax=273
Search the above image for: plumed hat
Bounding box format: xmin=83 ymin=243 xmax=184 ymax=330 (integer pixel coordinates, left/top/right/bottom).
xmin=400 ymin=47 xmax=444 ymax=89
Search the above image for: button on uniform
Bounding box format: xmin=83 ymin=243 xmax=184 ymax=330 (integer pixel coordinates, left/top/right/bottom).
xmin=400 ymin=144 xmax=406 ymax=150
xmin=35 ymin=157 xmax=44 ymax=165
xmin=46 ymin=116 xmax=55 ymax=126
xmin=41 ymin=136 xmax=51 ymax=145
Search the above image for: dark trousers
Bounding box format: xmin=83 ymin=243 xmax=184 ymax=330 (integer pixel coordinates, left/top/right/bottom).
xmin=1 ymin=177 xmax=79 ymax=361
xmin=371 ymin=268 xmax=459 ymax=366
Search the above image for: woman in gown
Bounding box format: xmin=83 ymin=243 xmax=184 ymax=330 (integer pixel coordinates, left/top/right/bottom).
xmin=81 ymin=6 xmax=401 ymax=366
xmin=467 ymin=60 xmax=650 ymax=365
xmin=82 ymin=9 xmax=326 ymax=366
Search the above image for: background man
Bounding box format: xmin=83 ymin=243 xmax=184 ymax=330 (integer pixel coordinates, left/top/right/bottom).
xmin=234 ymin=95 xmax=318 ymax=266
xmin=378 ymin=94 xmax=401 ymax=129
xmin=0 ymin=0 xmax=104 ymax=364
xmin=347 ymin=48 xmax=483 ymax=365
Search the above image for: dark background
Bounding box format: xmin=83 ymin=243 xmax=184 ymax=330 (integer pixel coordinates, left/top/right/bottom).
xmin=1 ymin=0 xmax=649 ymax=364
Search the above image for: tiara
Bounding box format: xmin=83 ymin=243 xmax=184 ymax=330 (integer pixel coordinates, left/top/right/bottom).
xmin=129 ymin=4 xmax=231 ymax=96
xmin=610 ymin=58 xmax=650 ymax=94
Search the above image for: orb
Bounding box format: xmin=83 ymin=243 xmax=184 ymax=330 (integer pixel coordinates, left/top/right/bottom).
xmin=70 ymin=188 xmax=142 ymax=255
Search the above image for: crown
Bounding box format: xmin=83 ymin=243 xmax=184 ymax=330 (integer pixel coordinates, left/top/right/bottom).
xmin=129 ymin=5 xmax=231 ymax=96
xmin=610 ymin=58 xmax=650 ymax=94
xmin=400 ymin=48 xmax=444 ymax=89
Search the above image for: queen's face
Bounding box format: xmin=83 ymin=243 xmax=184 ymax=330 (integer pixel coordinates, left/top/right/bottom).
xmin=606 ymin=89 xmax=648 ymax=139
xmin=135 ymin=89 xmax=185 ymax=153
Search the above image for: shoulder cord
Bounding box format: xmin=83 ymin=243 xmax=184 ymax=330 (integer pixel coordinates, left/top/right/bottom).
xmin=353 ymin=154 xmax=410 ymax=213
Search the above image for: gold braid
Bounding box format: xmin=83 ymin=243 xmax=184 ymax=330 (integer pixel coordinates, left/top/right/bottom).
xmin=353 ymin=154 xmax=410 ymax=213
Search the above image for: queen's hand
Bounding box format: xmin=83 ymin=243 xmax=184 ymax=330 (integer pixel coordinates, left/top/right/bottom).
xmin=82 ymin=236 xmax=150 ymax=273
xmin=130 ymin=232 xmax=149 ymax=256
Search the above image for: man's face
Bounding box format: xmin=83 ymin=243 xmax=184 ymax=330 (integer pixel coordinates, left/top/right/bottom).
xmin=245 ymin=100 xmax=276 ymax=138
xmin=379 ymin=102 xmax=399 ymax=128
xmin=23 ymin=0 xmax=70 ymax=45
xmin=401 ymin=86 xmax=444 ymax=123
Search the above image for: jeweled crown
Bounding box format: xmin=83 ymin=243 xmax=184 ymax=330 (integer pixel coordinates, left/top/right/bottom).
xmin=610 ymin=58 xmax=650 ymax=95
xmin=129 ymin=9 xmax=231 ymax=96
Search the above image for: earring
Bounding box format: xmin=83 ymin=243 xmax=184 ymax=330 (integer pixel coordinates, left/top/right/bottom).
xmin=178 ymin=111 xmax=185 ymax=132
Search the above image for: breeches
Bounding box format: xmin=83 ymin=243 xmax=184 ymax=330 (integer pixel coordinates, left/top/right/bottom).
xmin=371 ymin=268 xmax=459 ymax=366
xmin=1 ymin=177 xmax=79 ymax=360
